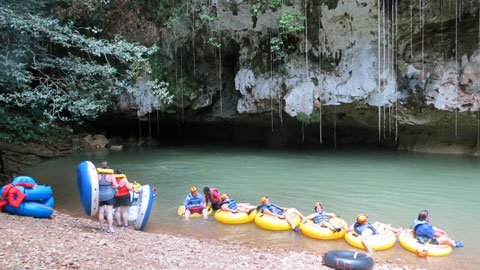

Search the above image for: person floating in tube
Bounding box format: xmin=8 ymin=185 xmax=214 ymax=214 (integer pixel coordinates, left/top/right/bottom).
xmin=219 ymin=194 xmax=256 ymax=213
xmin=203 ymin=186 xmax=222 ymax=211
xmin=411 ymin=210 xmax=463 ymax=248
xmin=259 ymin=196 xmax=305 ymax=232
xmin=303 ymin=202 xmax=349 ymax=233
xmin=131 ymin=180 xmax=141 ymax=193
xmin=349 ymin=214 xmax=403 ymax=254
xmin=182 ymin=187 xmax=208 ymax=220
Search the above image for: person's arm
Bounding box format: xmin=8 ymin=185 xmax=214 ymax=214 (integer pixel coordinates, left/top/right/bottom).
xmin=109 ymin=175 xmax=118 ymax=188
xmin=263 ymin=208 xmax=281 ymax=218
xmin=432 ymin=226 xmax=447 ymax=236
xmin=204 ymin=193 xmax=210 ymax=206
xmin=123 ymin=179 xmax=135 ymax=192
xmin=304 ymin=213 xmax=316 ymax=221
xmin=200 ymin=194 xmax=206 ymax=207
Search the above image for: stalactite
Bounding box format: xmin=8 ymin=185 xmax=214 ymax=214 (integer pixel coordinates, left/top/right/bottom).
xmin=156 ymin=110 xmax=160 ymax=136
xmin=271 ymin=95 xmax=274 ymax=132
xmin=420 ymin=0 xmax=424 ymax=81
xmin=334 ymin=107 xmax=337 ymax=148
xmin=305 ymin=0 xmax=309 ymax=78
xmin=410 ymin=0 xmax=413 ymax=60
xmin=319 ymin=103 xmax=323 ymax=144
xmin=477 ymin=102 xmax=479 ymax=146
xmin=388 ymin=105 xmax=392 ymax=139
xmin=219 ymin=38 xmax=223 ymax=116
xmin=138 ymin=119 xmax=142 ymax=146
xmin=148 ymin=112 xmax=151 ymax=138
xmin=301 ymin=122 xmax=305 ymax=147
xmin=395 ymin=0 xmax=399 ymax=143
xmin=181 ymin=50 xmax=184 ymax=122
xmin=383 ymin=0 xmax=386 ymax=76
xmin=278 ymin=95 xmax=283 ymax=132
xmin=383 ymin=106 xmax=386 ymax=139
xmin=378 ymin=0 xmax=381 ymax=142
xmin=192 ymin=2 xmax=196 ymax=77
xmin=455 ymin=0 xmax=459 ymax=138
xmin=378 ymin=107 xmax=381 ymax=142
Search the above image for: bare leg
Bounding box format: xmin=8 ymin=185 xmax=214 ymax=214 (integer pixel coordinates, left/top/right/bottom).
xmin=287 ymin=208 xmax=305 ymax=220
xmin=98 ymin=205 xmax=105 ymax=229
xmin=373 ymin=221 xmax=401 ymax=234
xmin=122 ymin=206 xmax=129 ymax=226
xmin=106 ymin=205 xmax=114 ymax=231
xmin=185 ymin=209 xmax=191 ymax=221
xmin=114 ymin=208 xmax=121 ymax=225
xmin=202 ymin=208 xmax=208 ymax=219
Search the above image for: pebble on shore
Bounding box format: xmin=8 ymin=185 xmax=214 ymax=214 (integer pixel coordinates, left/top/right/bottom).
xmin=0 ymin=211 xmax=421 ymax=270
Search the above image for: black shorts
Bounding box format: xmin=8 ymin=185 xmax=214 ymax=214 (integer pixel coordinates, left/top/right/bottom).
xmin=99 ymin=197 xmax=115 ymax=206
xmin=114 ymin=194 xmax=131 ymax=207
xmin=211 ymin=203 xmax=221 ymax=211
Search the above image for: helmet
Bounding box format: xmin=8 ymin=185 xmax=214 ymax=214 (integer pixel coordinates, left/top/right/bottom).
xmin=314 ymin=202 xmax=323 ymax=209
xmin=357 ymin=214 xmax=368 ymax=222
xmin=190 ymin=187 xmax=198 ymax=194
xmin=220 ymin=194 xmax=228 ymax=201
xmin=260 ymin=196 xmax=269 ymax=204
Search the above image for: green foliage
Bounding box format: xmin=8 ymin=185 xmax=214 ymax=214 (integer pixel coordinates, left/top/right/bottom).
xmin=205 ymin=37 xmax=222 ymax=48
xmin=270 ymin=36 xmax=286 ymax=62
xmin=0 ymin=1 xmax=168 ymax=143
xmin=279 ymin=8 xmax=306 ymax=34
xmin=296 ymin=112 xmax=311 ymax=124
xmin=251 ymin=0 xmax=282 ymax=16
xmin=0 ymin=106 xmax=72 ymax=144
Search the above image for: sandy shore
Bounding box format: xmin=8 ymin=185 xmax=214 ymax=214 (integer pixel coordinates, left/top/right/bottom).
xmin=0 ymin=211 xmax=422 ymax=270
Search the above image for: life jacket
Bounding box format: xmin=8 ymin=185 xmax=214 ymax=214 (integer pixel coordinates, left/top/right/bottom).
xmin=313 ymin=211 xmax=330 ymax=224
xmin=114 ymin=175 xmax=129 ymax=197
xmin=186 ymin=193 xmax=203 ymax=207
xmin=207 ymin=188 xmax=221 ymax=205
xmin=261 ymin=203 xmax=284 ymax=215
xmin=131 ymin=183 xmax=141 ymax=191
xmin=353 ymin=222 xmax=378 ymax=235
xmin=221 ymin=199 xmax=238 ymax=210
xmin=0 ymin=183 xmax=27 ymax=210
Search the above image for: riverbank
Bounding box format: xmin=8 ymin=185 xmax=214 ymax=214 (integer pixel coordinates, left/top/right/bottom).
xmin=0 ymin=211 xmax=419 ymax=270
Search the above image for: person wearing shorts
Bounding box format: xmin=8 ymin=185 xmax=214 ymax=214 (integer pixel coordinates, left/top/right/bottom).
xmin=113 ymin=168 xmax=137 ymax=228
xmin=97 ymin=161 xmax=118 ymax=233
xmin=182 ymin=187 xmax=207 ymax=220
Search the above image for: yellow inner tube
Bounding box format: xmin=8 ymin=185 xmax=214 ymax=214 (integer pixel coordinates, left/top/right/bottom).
xmin=177 ymin=205 xmax=213 ymax=217
xmin=114 ymin=174 xmax=126 ymax=178
xmin=300 ymin=217 xmax=348 ymax=240
xmin=215 ymin=209 xmax=257 ymax=224
xmin=398 ymin=229 xmax=453 ymax=256
xmin=345 ymin=229 xmax=396 ymax=251
xmin=254 ymin=212 xmax=301 ymax=231
xmin=97 ymin=168 xmax=114 ymax=174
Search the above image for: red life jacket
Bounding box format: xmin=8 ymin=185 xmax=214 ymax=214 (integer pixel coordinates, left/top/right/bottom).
xmin=115 ymin=178 xmax=130 ymax=197
xmin=0 ymin=183 xmax=27 ymax=210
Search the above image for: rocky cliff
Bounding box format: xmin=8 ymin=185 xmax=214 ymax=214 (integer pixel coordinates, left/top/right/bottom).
xmin=116 ymin=0 xmax=480 ymax=154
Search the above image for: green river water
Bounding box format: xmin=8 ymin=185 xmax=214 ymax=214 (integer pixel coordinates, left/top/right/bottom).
xmin=24 ymin=146 xmax=480 ymax=269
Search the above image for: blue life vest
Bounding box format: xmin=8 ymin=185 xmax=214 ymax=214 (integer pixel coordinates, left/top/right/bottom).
xmin=353 ymin=222 xmax=378 ymax=235
xmin=313 ymin=211 xmax=330 ymax=224
xmin=411 ymin=219 xmax=436 ymax=243
xmin=221 ymin=199 xmax=238 ymax=210
xmin=261 ymin=203 xmax=284 ymax=215
xmin=186 ymin=193 xmax=203 ymax=207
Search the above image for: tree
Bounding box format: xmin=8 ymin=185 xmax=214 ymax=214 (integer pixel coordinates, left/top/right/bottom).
xmin=0 ymin=0 xmax=171 ymax=143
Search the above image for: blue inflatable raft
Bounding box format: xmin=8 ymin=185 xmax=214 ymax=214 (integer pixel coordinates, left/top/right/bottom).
xmin=76 ymin=161 xmax=99 ymax=216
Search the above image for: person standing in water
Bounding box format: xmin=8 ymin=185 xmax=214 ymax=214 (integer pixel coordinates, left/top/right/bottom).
xmin=203 ymin=186 xmax=222 ymax=211
xmin=97 ymin=161 xmax=118 ymax=233
xmin=113 ymin=168 xmax=137 ymax=228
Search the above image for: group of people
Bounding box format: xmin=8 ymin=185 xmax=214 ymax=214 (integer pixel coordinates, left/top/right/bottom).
xmin=96 ymin=161 xmax=141 ymax=233
xmin=181 ymin=187 xmax=464 ymax=253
